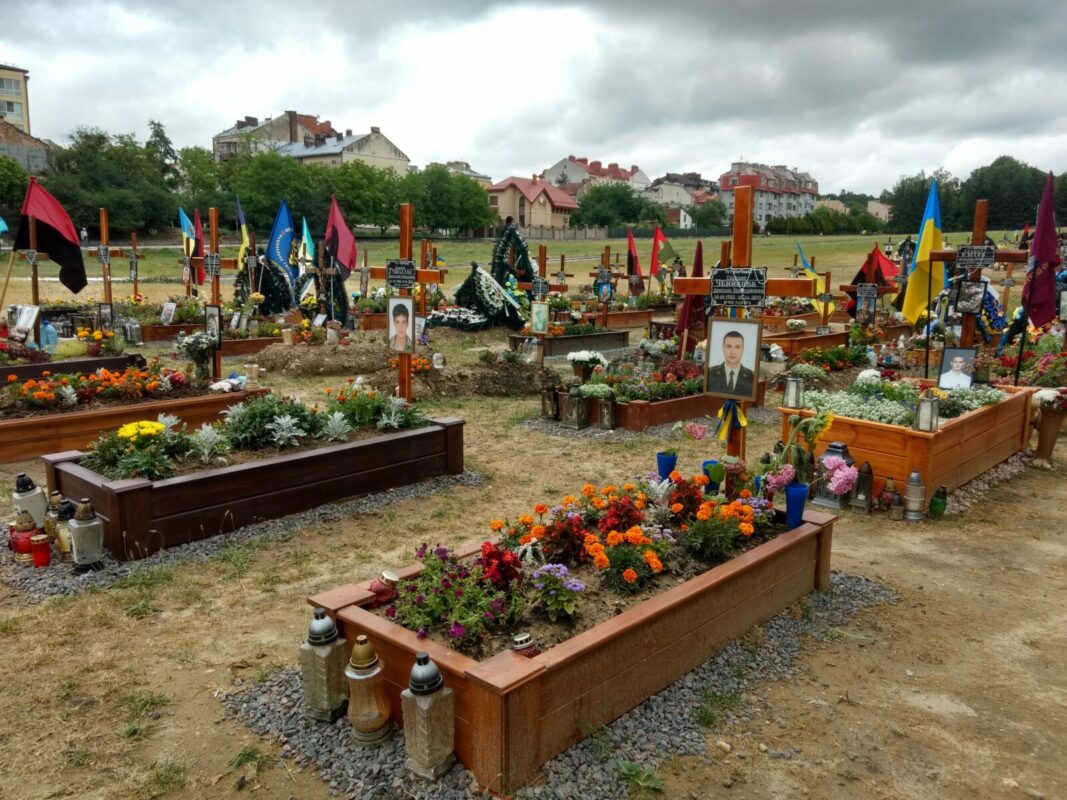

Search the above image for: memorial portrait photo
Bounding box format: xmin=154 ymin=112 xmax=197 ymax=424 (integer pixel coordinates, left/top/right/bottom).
xmin=938 ymin=347 xmax=977 ymax=390
xmin=205 ymin=304 xmax=222 ymax=350
xmin=704 ymin=318 xmax=763 ymax=402
xmin=530 ymin=301 xmax=549 ymax=334
xmin=388 ymin=297 xmax=414 ymax=353
xmin=956 ymin=281 xmax=985 ymax=315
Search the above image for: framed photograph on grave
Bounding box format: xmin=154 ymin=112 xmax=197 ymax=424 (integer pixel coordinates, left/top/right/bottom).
xmin=530 ymin=301 xmax=549 ymax=334
xmin=160 ymin=301 xmax=177 ymax=325
xmin=97 ymin=303 xmax=114 ymax=333
xmin=597 ymin=282 xmax=612 ymax=304
xmin=312 ymin=313 xmax=328 ymax=328
xmin=937 ymin=346 xmax=977 ymax=390
xmin=10 ymin=305 xmax=39 ymax=344
xmin=230 ymin=311 xmax=242 ymax=331
xmin=205 ymin=304 xmax=222 ymax=351
xmin=129 ymin=254 xmax=138 ymax=281
xmin=387 ymin=297 xmax=414 ymax=353
xmin=415 ymin=315 xmax=427 ymax=343
xmin=955 ymin=280 xmax=985 ymax=314
xmin=704 ymin=318 xmax=763 ymax=402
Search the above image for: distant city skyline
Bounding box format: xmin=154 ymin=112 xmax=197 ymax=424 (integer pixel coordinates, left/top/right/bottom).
xmin=3 ymin=1 xmax=1065 ymax=195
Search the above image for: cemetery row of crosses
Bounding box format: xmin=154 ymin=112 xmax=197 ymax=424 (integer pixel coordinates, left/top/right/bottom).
xmin=3 ymin=176 xmax=1065 ymax=792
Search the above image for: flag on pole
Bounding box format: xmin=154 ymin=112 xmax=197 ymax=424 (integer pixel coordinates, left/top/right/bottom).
xmin=434 ymin=253 xmax=447 ymax=268
xmin=298 ymin=216 xmax=314 ymax=276
xmin=626 ymin=228 xmax=645 ymax=295
xmin=236 ymin=197 xmax=251 ymax=267
xmin=0 ymin=216 xmax=8 ymax=235
xmin=267 ymin=199 xmax=297 ymax=283
xmin=192 ymin=209 xmax=206 ymax=284
xmin=13 ymin=177 xmax=86 ymax=293
xmin=1021 ymin=171 xmax=1061 ymax=327
xmin=674 ymin=241 xmax=706 ymax=349
xmin=650 ymin=226 xmax=677 ymax=276
xmin=901 ymin=179 xmax=945 ymax=323
xmin=324 ymin=195 xmax=356 ymax=280
xmin=178 ymin=208 xmax=195 ymax=257
xmin=796 ymin=243 xmax=835 ymax=317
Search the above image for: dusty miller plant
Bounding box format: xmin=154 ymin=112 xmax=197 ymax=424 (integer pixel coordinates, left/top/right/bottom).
xmin=377 ymin=397 xmax=409 ymax=431
xmin=320 ymin=411 xmax=352 ymax=442
xmin=58 ymin=384 xmax=78 ymax=407
xmin=157 ymin=413 xmax=181 ymax=431
xmin=190 ymin=423 xmax=230 ymax=464
xmin=267 ymin=414 xmax=306 ymax=447
xmin=222 ymin=402 xmax=246 ymax=427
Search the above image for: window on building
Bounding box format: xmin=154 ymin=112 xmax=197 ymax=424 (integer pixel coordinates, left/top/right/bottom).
xmin=730 ymin=177 xmax=738 ymax=186
xmin=0 ymin=78 xmax=19 ymax=97
xmin=3 ymin=100 xmax=22 ymax=115
xmin=489 ymin=196 xmax=498 ymax=206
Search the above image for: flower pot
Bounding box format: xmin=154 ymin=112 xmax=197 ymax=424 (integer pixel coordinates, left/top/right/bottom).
xmin=572 ymin=363 xmax=593 ymax=382
xmin=282 ymin=328 xmax=294 ymax=346
xmin=656 ymin=451 xmax=678 ymax=480
xmin=785 ymin=480 xmax=809 ymax=530
xmin=1035 ymin=407 xmax=1067 ymax=461
xmin=701 ymin=459 xmax=720 ymax=493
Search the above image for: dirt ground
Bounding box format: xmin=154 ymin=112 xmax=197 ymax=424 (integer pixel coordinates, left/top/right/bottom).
xmin=0 ymin=329 xmax=1064 ymax=800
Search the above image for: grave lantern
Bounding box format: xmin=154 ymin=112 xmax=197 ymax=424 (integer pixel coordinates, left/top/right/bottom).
xmin=511 ymin=633 xmax=541 ymax=658
xmin=850 ymin=462 xmax=874 ymax=514
xmin=560 ymin=390 xmax=589 ymax=430
xmin=367 ymin=570 xmax=399 ymax=608
xmin=878 ymin=476 xmax=898 ymax=511
xmin=12 ymin=473 xmax=48 ymax=528
xmin=344 ymin=634 xmax=393 ymax=746
xmin=11 ymin=510 xmax=36 ymax=564
xmin=243 ymin=363 xmax=260 ymax=388
xmin=596 ymin=397 xmax=615 ymax=430
xmin=913 ymin=397 xmax=940 ymax=432
xmin=54 ymin=498 xmax=76 ymax=561
xmin=904 ymin=471 xmax=926 ymax=522
xmin=540 ymin=388 xmax=560 ymax=420
xmin=68 ymin=498 xmax=105 ymax=572
xmin=813 ymin=442 xmax=854 ymax=510
xmin=928 ymin=485 xmax=949 ymax=519
xmin=43 ymin=491 xmax=62 ymax=540
xmin=402 ymin=652 xmax=455 ymax=779
xmin=299 ymin=608 xmax=348 ymax=722
xmin=783 ymin=376 xmax=805 ymax=409
xmin=888 ymin=492 xmax=905 ymax=521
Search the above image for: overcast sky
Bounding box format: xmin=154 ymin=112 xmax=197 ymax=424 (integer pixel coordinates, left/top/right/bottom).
xmin=4 ymin=0 xmax=1066 ymax=195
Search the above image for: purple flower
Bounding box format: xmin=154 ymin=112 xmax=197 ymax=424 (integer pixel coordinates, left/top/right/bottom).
xmin=533 ymin=582 xmax=545 ymax=590
xmin=448 ymin=621 xmax=466 ymax=639
xmin=483 ymin=611 xmax=495 ymax=622
xmin=415 ymin=543 xmax=428 ymax=559
xmin=435 ymin=546 xmax=450 ymax=560
xmin=385 ymin=605 xmax=396 ymax=618
xmin=490 ymin=598 xmax=504 ymax=612
xmin=415 ymin=593 xmax=426 ymax=605
xmin=454 ymin=588 xmax=464 ymax=598
xmin=563 ymin=580 xmax=586 ymax=592
xmin=441 ymin=578 xmax=452 ymax=589
xmin=416 ymin=628 xmax=427 ymax=639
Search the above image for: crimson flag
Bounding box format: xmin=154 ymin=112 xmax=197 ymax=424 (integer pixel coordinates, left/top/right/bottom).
xmin=1022 ymin=172 xmax=1061 ymax=326
xmin=192 ymin=209 xmax=206 ymax=284
xmin=674 ymin=241 xmax=706 ymax=351
xmin=12 ymin=177 xmax=86 ymax=293
xmin=324 ymin=195 xmax=357 ymax=280
xmin=626 ymin=228 xmax=645 ymax=295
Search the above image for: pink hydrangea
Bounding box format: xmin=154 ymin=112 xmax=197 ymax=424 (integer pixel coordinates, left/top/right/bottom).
xmin=827 ymin=465 xmax=858 ymax=495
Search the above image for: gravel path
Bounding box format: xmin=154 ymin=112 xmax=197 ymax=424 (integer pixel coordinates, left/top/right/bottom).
xmin=0 ymin=471 xmax=485 ymax=603
xmin=221 ymin=572 xmax=896 ymax=800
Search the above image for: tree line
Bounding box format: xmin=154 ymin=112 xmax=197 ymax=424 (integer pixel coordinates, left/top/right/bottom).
xmin=0 ymin=121 xmax=496 ymax=238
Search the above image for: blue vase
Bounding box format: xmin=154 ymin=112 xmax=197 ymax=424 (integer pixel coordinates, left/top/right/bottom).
xmin=701 ymin=459 xmax=720 ymax=493
xmin=785 ymin=480 xmax=808 ymax=530
xmin=656 ymin=451 xmax=678 ymax=480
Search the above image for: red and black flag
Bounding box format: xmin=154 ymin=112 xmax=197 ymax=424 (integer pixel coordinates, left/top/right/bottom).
xmin=626 ymin=228 xmax=645 ymax=295
xmin=1022 ymin=171 xmax=1061 ymax=327
xmin=192 ymin=208 xmax=206 ymax=284
xmin=324 ymin=195 xmax=357 ymax=280
xmin=674 ymin=240 xmax=707 ymax=352
xmin=13 ymin=177 xmax=86 ymax=293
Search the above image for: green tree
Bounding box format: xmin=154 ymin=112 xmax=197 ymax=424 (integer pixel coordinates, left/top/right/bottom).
xmin=223 ymin=151 xmax=313 ymax=232
xmin=451 ymin=175 xmax=494 ymax=235
xmin=176 ymin=146 xmax=224 ymax=215
xmin=0 ymin=154 xmax=28 ymax=217
xmin=640 ymin=200 xmax=667 ymax=228
xmin=145 ymin=120 xmax=178 ymax=188
xmin=571 ymin=183 xmax=643 ymax=227
xmin=884 ymin=168 xmax=962 ymax=234
xmin=960 ymin=155 xmax=1046 ymax=230
xmin=689 ymin=200 xmax=725 ymax=230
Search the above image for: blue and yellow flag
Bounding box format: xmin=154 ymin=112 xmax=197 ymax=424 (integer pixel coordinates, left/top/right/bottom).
xmin=434 ymin=253 xmax=447 ymax=268
xmin=901 ymin=179 xmax=945 ymax=323
xmin=0 ymin=216 xmax=8 ymax=235
xmin=268 ymin=199 xmax=296 ymax=283
xmin=796 ymin=243 xmax=834 ymax=317
xmin=178 ymin=208 xmax=196 ymax=256
xmin=236 ymin=197 xmax=251 ymax=267
xmin=298 ymin=216 xmax=314 ymax=275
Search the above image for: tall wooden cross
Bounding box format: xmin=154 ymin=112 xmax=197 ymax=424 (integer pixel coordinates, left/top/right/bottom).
xmin=86 ymin=208 xmax=118 ymax=304
xmin=3 ymin=223 xmax=49 ymax=343
xmin=673 ymin=185 xmax=820 ymax=459
xmin=127 ymin=232 xmax=146 ymax=298
xmin=517 ymin=244 xmax=570 ymax=296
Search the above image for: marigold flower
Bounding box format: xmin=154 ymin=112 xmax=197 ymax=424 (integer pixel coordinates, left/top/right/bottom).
xmin=634 ymin=499 xmax=646 ymax=510
xmin=489 ymin=519 xmax=504 ymax=532
xmin=584 ymin=533 xmax=601 ymax=546
xmin=668 ymin=470 xmax=682 ymax=483
xmin=41 ymin=371 xmax=50 ymax=377
xmin=561 ymin=495 xmax=576 ymax=506
xmin=622 ymin=568 xmax=638 ymax=583
xmin=606 ymin=531 xmax=623 ymax=546
xmin=519 ymin=534 xmax=533 ymax=545
xmin=530 ymin=524 xmax=546 ymax=539
xmin=696 ymin=508 xmax=711 ymax=521
xmin=518 ymin=514 xmax=534 ymax=526
xmin=671 ymin=502 xmax=684 ymax=514
xmin=739 ymin=489 xmax=752 ymax=499
xmin=694 ymin=475 xmax=709 ymax=486
xmin=7 ymin=374 xmax=17 ymax=382
xmin=591 ymin=497 xmax=606 ymax=510
xmin=594 ymin=554 xmax=610 ymax=569
xmin=601 ymin=484 xmax=617 ymax=496
xmin=739 ymin=522 xmax=754 ymax=536
xmin=581 ymin=483 xmax=596 ymax=497
xmin=533 ymin=503 xmax=548 ymax=515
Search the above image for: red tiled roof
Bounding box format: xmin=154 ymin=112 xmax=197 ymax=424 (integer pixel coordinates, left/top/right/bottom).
xmin=488 ymin=177 xmax=579 ymax=210
xmin=554 ymin=182 xmax=585 ymax=198
xmin=0 ymin=118 xmax=46 ymax=148
xmin=296 ymin=114 xmax=337 ymax=136
xmin=568 ymin=157 xmax=640 ymax=180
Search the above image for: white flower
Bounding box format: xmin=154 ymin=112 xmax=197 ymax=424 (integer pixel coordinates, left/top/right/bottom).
xmin=1035 ymin=389 xmax=1060 ymax=406
xmin=855 ymin=369 xmax=882 ymax=385
xmin=567 ymin=350 xmax=608 ymax=367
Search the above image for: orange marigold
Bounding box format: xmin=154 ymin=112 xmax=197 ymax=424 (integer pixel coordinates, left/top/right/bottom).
xmin=696 ymin=508 xmax=712 ymax=522
xmin=489 ymin=519 xmax=505 ymax=532
xmin=581 ymin=483 xmax=597 ymax=497
xmin=41 ymin=371 xmax=51 ymax=377
xmin=622 ymin=568 xmax=638 ymax=583
xmin=518 ymin=514 xmax=534 ymax=526
xmin=533 ymin=503 xmax=548 ymax=515
xmin=668 ymin=470 xmax=683 ymax=483
xmin=6 ymin=374 xmax=16 ymax=382
xmin=694 ymin=475 xmax=710 ymax=486
xmin=530 ymin=524 xmax=546 ymax=539
xmin=594 ymin=554 xmax=610 ymax=570
xmin=739 ymin=522 xmax=755 ymax=536
xmin=635 ymin=499 xmax=646 ymax=510
xmin=601 ymin=484 xmax=617 ymax=496
xmin=519 ymin=534 xmax=533 ymax=545
xmin=561 ymin=495 xmax=576 ymax=506
xmin=584 ymin=533 xmax=601 ymax=546
xmin=591 ymin=497 xmax=606 ymax=510
xmin=622 ymin=482 xmax=636 ymax=492
xmin=739 ymin=489 xmax=752 ymax=499
xmin=671 ymin=502 xmax=684 ymax=514
xmin=606 ymin=531 xmax=623 ymax=547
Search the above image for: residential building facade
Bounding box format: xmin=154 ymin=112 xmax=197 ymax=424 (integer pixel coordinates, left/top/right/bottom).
xmin=815 ymin=198 xmax=848 ymax=214
xmin=666 ymin=207 xmax=694 ymax=230
xmin=718 ymin=162 xmax=818 ymax=228
xmin=275 ymin=127 xmax=411 ymax=173
xmin=0 ymin=118 xmax=48 ymax=173
xmin=652 ymin=172 xmax=717 ymax=194
xmin=444 ymin=160 xmax=491 ymax=187
xmin=867 ymin=200 xmax=892 ymax=222
xmin=212 ymin=110 xmax=337 ymax=162
xmin=541 ymin=156 xmax=651 ymax=192
xmin=642 ymin=181 xmax=694 ymax=207
xmin=0 ymin=64 xmax=30 ymax=134
xmin=487 ymin=176 xmax=578 ymax=228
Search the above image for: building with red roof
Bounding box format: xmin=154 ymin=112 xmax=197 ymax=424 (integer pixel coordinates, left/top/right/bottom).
xmin=541 ymin=155 xmax=651 ymax=192
xmin=487 ymin=176 xmax=579 ymax=228
xmin=718 ymin=162 xmax=818 ymax=230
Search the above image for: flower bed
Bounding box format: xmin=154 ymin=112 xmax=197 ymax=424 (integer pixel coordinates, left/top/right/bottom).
xmin=579 ymin=309 xmax=654 ymax=329
xmin=508 ymin=330 xmax=629 ymax=356
xmin=1 ymin=353 xmax=146 ymax=382
xmin=780 ymin=385 xmax=1034 ymax=494
xmin=42 ymin=412 xmax=465 ymax=561
xmin=220 ymin=336 xmax=283 ymax=356
xmin=763 ymin=328 xmax=849 ymax=356
xmin=309 ymin=499 xmax=836 ymax=792
xmin=140 ymin=323 xmax=190 ymax=342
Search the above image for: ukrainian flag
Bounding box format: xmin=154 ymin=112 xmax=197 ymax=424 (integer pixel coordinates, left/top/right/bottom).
xmin=178 ymin=208 xmax=196 ymax=256
xmin=434 ymin=253 xmax=447 ymax=268
xmin=236 ymin=197 xmax=251 ymax=267
xmin=901 ymin=179 xmax=945 ymax=323
xmin=796 ymin=243 xmax=834 ymax=317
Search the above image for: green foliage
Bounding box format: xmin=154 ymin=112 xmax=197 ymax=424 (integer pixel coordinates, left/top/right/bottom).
xmin=571 ymin=183 xmax=645 ymax=227
xmin=692 ymin=688 xmax=742 ymax=728
xmin=320 ymin=410 xmax=353 ymax=442
xmin=266 ymin=413 xmax=307 ymax=447
xmin=689 ymin=199 xmax=726 ymax=229
xmin=501 ymin=349 xmax=522 ymax=364
xmin=376 ymin=396 xmax=428 ymax=431
xmin=616 ymin=760 xmax=664 ymax=793
xmin=176 ymin=146 xmax=224 ymax=212
xmin=144 ymin=761 xmax=187 ymax=796
xmin=328 ymin=389 xmax=387 ymax=428
xmin=478 ymin=350 xmax=499 ymax=364
xmin=122 ymin=690 xmax=169 ymax=719
xmin=961 ymin=156 xmax=1049 ymax=231
xmin=0 ymin=154 xmax=28 ymax=216
xmin=65 ymin=749 xmax=90 ymax=766
xmin=122 ymin=721 xmax=148 ymax=739
xmin=224 ymin=395 xmax=323 ymax=449
xmin=229 ymin=746 xmax=268 ymax=771
xmin=189 ymin=423 xmax=230 ymax=464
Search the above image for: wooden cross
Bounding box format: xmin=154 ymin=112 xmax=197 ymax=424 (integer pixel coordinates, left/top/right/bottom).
xmin=517 ymin=244 xmax=569 ymax=295
xmin=3 ymin=226 xmax=50 ymax=344
xmin=927 ymin=200 xmax=1027 ymax=348
xmin=86 ymin=208 xmax=119 ymax=304
xmin=127 ymin=232 xmax=146 ymax=298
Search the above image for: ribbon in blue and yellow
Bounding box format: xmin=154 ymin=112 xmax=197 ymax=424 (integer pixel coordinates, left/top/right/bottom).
xmin=715 ymin=399 xmax=748 ymax=441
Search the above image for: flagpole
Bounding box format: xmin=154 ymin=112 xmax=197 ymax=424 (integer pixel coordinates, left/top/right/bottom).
xmin=0 ymin=250 xmax=16 ymax=312
xmin=924 ymin=262 xmax=933 ymax=379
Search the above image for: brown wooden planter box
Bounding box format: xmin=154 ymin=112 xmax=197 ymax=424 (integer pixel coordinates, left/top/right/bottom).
xmin=879 ymin=323 xmax=912 ymax=342
xmin=0 ymin=389 xmax=266 ymax=464
xmin=763 ymin=329 xmax=850 ymax=356
xmin=0 ymin=353 xmax=146 ymax=382
xmin=140 ymin=323 xmax=192 ymax=342
xmin=575 ymin=381 xmax=769 ymax=431
xmin=308 ymin=508 xmax=836 ymax=794
xmin=508 ymin=330 xmax=629 ymax=356
xmin=42 ymin=417 xmax=464 ymax=561
xmin=220 ymin=336 xmax=283 ymax=356
xmin=580 ymin=309 xmax=654 ymax=329
xmin=358 ymin=312 xmax=388 ymax=331
xmin=753 ymin=311 xmax=822 ymax=333
xmin=778 ymin=386 xmax=1033 ymax=495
